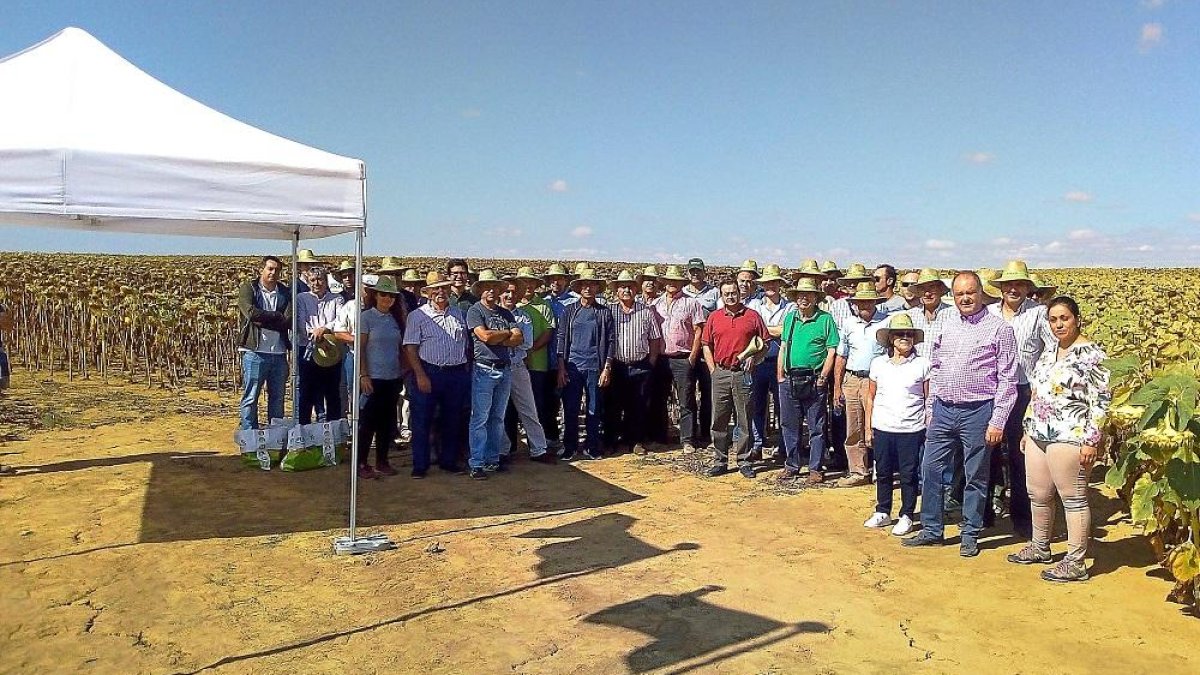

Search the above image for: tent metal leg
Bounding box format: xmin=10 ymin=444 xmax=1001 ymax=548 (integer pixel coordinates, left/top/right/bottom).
xmin=290 ymin=231 xmax=300 ymax=422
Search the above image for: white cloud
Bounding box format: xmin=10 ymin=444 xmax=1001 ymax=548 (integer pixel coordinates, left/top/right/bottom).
xmin=1134 ymin=244 xmax=1155 ymax=252
xmin=571 ymin=225 xmax=593 ymax=238
xmin=1064 ymin=190 xmax=1093 ymax=203
xmin=1044 ymin=241 xmax=1064 ymax=252
xmin=964 ymin=151 xmax=995 ymax=165
xmin=924 ymin=238 xmax=957 ymax=250
xmin=1141 ymin=0 xmax=1165 ymax=10
xmin=1188 ymin=213 xmax=1200 ymax=223
xmin=548 ymin=179 xmax=569 ymax=193
xmin=1139 ymin=23 xmax=1164 ymax=52
xmin=489 ymin=226 xmax=523 ymax=238
xmin=990 ymin=237 xmax=1013 ymax=247
xmin=1067 ymin=228 xmax=1097 ymax=241
xmin=461 ymin=108 xmax=482 ymax=118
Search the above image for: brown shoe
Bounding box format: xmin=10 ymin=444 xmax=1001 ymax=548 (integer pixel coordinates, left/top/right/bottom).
xmin=632 ymin=443 xmax=648 ymax=456
xmin=835 ymin=473 xmax=870 ymax=488
xmin=805 ymin=470 xmax=824 ymax=485
xmin=776 ymin=469 xmax=801 ymax=482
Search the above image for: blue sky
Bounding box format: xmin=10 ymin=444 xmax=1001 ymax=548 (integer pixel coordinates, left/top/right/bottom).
xmin=2 ymin=1 xmax=1198 ymax=268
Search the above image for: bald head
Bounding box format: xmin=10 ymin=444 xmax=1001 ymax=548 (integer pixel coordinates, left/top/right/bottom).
xmin=951 ymin=271 xmax=983 ymax=317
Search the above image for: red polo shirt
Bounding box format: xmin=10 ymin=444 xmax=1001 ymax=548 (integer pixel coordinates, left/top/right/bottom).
xmin=701 ymin=304 xmax=769 ymax=368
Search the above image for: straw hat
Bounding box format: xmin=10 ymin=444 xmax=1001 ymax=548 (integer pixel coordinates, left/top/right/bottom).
xmin=514 ymin=266 xmax=546 ymax=284
xmin=574 ymin=261 xmax=592 ymax=275
xmin=637 ymin=265 xmax=661 ymax=285
xmin=820 ymin=260 xmax=843 ymax=277
xmin=910 ymin=267 xmax=949 ymax=295
xmin=471 ymin=268 xmax=506 ymax=295
xmin=336 ymin=260 xmax=356 ymax=275
xmin=995 ymin=259 xmax=1035 ymax=286
xmin=611 ymin=269 xmax=639 ymax=287
xmin=784 ymin=277 xmax=823 ymax=299
xmin=977 ymin=268 xmax=1003 ymax=299
xmin=876 ymin=313 xmax=925 ymax=348
xmin=1030 ymin=273 xmax=1058 ymax=297
xmin=377 ymin=256 xmax=409 ymax=274
xmin=658 ymin=265 xmax=689 ymax=282
xmin=296 ymin=249 xmax=324 ymax=265
xmin=849 ymin=281 xmax=885 ymax=302
xmin=545 ymin=263 xmax=572 ymax=279
xmin=374 ymin=275 xmax=400 ymax=295
xmin=312 ymin=334 xmax=343 ymax=368
xmin=841 ymin=262 xmax=872 ymax=283
xmin=400 ymin=268 xmax=422 ymax=283
xmin=793 ymin=259 xmax=824 ymax=280
xmin=737 ymin=259 xmax=760 ymax=278
xmin=570 ymin=268 xmax=607 ymax=293
xmin=736 ymin=335 xmax=767 ymax=368
xmin=421 ymin=271 xmax=454 ymax=293
xmin=758 ymin=264 xmax=787 ymax=284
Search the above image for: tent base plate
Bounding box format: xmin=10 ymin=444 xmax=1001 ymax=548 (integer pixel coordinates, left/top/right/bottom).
xmin=333 ymin=533 xmax=396 ymax=555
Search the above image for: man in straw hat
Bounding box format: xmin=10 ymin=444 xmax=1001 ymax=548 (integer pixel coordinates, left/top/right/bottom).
xmin=903 ymin=271 xmax=1018 ymax=557
xmin=294 ymin=248 xmax=325 ymax=294
xmin=465 ymin=269 xmax=525 ymax=480
xmin=603 ymin=270 xmax=664 ymax=455
xmin=701 ymin=278 xmax=769 ymax=478
xmin=746 ymin=264 xmax=793 ymax=462
xmin=635 ymin=265 xmax=671 ymax=447
xmin=833 ymin=281 xmax=889 ymax=487
xmin=820 ymin=260 xmax=846 ymax=303
xmin=736 ymin=259 xmax=762 ymax=303
xmin=653 ymin=265 xmax=709 ymax=454
xmin=903 ymin=268 xmax=953 ymax=360
xmin=237 ymin=256 xmax=293 ymax=430
xmin=636 ymin=265 xmax=662 ymax=305
xmin=403 ymin=271 xmax=471 ymax=476
xmin=295 ymin=264 xmax=345 ymax=425
xmin=335 ymin=260 xmax=357 ymax=302
xmin=777 ymin=276 xmax=839 ymax=483
xmin=498 ymin=276 xmax=555 ymax=465
xmin=513 ymin=266 xmax=562 ymax=454
xmin=557 ymin=269 xmax=616 ymax=460
xmin=446 ymin=258 xmax=478 ymax=313
xmin=828 ymin=262 xmax=871 ymax=330
xmin=1030 ymin=273 xmax=1058 ymax=306
xmin=977 ymin=268 xmax=1003 ymax=306
xmin=986 ymin=259 xmax=1056 ymax=539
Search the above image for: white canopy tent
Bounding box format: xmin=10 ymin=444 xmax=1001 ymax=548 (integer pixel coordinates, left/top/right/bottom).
xmin=0 ymin=27 xmax=387 ymax=554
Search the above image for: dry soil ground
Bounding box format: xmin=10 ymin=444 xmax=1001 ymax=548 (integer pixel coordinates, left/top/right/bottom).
xmin=1 ymin=375 xmax=1198 ymax=675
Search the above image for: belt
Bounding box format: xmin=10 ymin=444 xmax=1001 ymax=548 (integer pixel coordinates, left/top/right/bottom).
xmin=666 ymin=352 xmax=691 ymax=359
xmin=847 ymin=369 xmax=870 ymax=378
xmin=475 ymin=360 xmax=510 ymax=370
xmin=717 ymin=363 xmax=744 ymax=372
xmin=935 ymin=397 xmax=990 ymax=409
xmin=423 ymin=361 xmax=468 ymax=372
xmin=786 ymin=367 xmax=816 ymax=376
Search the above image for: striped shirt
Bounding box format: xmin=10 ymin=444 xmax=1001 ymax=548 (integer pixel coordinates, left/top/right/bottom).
xmin=929 ymin=308 xmax=1019 ymax=430
xmin=683 ymin=283 xmax=721 ymax=313
xmin=402 ymin=302 xmax=470 ymax=367
xmin=988 ymin=299 xmax=1055 ymax=385
xmin=746 ymin=295 xmax=793 ymax=358
xmin=610 ymin=301 xmax=663 ymax=363
xmin=827 ymin=296 xmax=853 ymax=331
xmin=295 ymin=291 xmax=344 ymax=349
xmin=653 ymin=292 xmax=707 ymax=356
xmin=903 ymin=302 xmax=954 ymax=360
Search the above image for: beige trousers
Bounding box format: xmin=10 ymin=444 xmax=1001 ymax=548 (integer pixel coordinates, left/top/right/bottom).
xmin=841 ymin=373 xmax=871 ymax=476
xmin=1024 ymin=437 xmax=1091 ymax=563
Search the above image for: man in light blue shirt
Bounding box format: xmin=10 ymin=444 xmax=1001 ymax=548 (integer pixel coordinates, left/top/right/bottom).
xmin=833 ymin=282 xmax=888 ymax=487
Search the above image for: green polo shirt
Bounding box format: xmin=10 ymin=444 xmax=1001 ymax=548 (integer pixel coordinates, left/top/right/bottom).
xmin=519 ymin=296 xmax=556 ymax=372
xmin=780 ymin=308 xmax=839 ymax=370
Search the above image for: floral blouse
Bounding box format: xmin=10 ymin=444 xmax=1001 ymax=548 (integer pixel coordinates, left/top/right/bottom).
xmin=1024 ymin=342 xmax=1111 ymax=446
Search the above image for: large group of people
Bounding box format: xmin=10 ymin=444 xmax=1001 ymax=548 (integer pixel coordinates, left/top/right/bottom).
xmin=236 ymin=252 xmax=1110 ymax=582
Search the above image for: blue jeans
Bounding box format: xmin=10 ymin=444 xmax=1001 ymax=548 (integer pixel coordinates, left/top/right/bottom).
xmin=749 ymin=356 xmax=783 ymax=453
xmin=239 ymin=351 xmax=288 ymax=430
xmin=561 ymin=362 xmax=602 ymax=454
xmin=469 ymin=363 xmax=512 ymax=470
xmin=874 ymin=429 xmax=924 ymax=518
xmin=779 ymin=376 xmax=828 ymax=472
xmin=411 ymin=363 xmax=470 ymax=473
xmin=920 ymin=399 xmax=993 ymax=541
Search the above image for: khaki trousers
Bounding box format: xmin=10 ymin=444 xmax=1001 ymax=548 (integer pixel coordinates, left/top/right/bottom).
xmin=841 ymin=373 xmax=871 ymax=476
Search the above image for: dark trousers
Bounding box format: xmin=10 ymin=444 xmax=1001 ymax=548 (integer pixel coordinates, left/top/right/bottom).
xmin=603 ymin=359 xmax=652 ymax=447
xmin=299 ymin=357 xmax=343 ymax=424
xmin=993 ymin=384 xmax=1033 ymax=534
xmin=824 ymin=385 xmax=847 ymax=471
xmin=710 ymin=366 xmax=753 ymax=467
xmin=749 ymin=355 xmax=782 ymax=453
xmin=647 ymin=358 xmax=672 ymax=444
xmin=695 ymin=359 xmax=713 ymax=445
xmin=562 ymin=363 xmax=602 ymax=454
xmin=411 ymin=363 xmax=469 ymax=473
xmin=529 ymin=369 xmax=560 ymax=443
xmin=874 ymin=429 xmax=924 ymax=518
xmin=358 ymin=377 xmax=401 ymax=466
xmin=667 ymin=357 xmax=699 ymax=445
xmin=920 ymin=398 xmax=993 ymax=541
xmin=780 ymin=376 xmax=828 ymax=472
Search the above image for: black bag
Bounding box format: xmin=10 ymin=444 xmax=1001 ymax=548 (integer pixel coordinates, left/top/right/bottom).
xmin=787 ymin=371 xmax=817 ymax=401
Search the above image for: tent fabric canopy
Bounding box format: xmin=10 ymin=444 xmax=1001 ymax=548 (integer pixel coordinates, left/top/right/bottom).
xmin=0 ymin=27 xmax=365 ymax=240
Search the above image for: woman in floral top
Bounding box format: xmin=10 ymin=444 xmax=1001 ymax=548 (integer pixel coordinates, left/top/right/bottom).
xmin=1010 ymin=296 xmax=1111 ymax=582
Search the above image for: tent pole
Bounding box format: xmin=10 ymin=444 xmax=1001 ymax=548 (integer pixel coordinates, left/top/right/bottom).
xmin=334 ymin=174 xmax=394 ymax=555
xmin=290 ymin=231 xmax=300 ymax=423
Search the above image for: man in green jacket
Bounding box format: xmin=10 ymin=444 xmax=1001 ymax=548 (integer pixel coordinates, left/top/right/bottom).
xmin=237 ymin=256 xmax=293 ymax=430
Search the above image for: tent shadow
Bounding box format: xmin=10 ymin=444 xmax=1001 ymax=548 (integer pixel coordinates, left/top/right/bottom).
xmin=137 ymin=454 xmax=644 ymax=543
xmin=516 ymin=512 xmax=699 ymax=579
xmin=4 ymin=451 xmax=220 ymax=475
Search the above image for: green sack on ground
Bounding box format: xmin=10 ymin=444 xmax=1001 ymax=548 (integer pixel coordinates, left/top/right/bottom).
xmin=240 ymin=449 xmax=281 ymax=470
xmin=281 ymin=445 xmax=327 ymax=472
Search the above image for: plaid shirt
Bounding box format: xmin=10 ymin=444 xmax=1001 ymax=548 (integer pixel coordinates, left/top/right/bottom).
xmin=903 ymin=302 xmax=954 ymax=360
xmin=928 ymin=308 xmax=1019 ymax=429
xmin=610 ymin=301 xmax=662 ymax=363
xmin=988 ymin=299 xmax=1055 ymax=386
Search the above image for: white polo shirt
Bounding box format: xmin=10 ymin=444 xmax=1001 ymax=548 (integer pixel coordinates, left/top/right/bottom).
xmin=868 ymin=353 xmax=932 ymax=433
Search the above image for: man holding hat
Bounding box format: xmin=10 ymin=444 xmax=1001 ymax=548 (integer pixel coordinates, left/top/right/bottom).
xmin=834 ymin=281 xmax=889 ymax=487
xmin=295 ymin=264 xmax=345 ymax=424
xmin=653 ymin=265 xmax=708 ymax=453
xmin=604 ymin=270 xmax=664 ymax=455
xmin=746 ymin=264 xmax=793 ymax=461
xmin=294 ymin=248 xmax=324 ymax=294
xmin=777 ymin=277 xmax=840 ymax=483
xmin=466 ymin=270 xmax=524 ymax=479
xmin=557 ymin=269 xmax=616 ymax=460
xmin=701 ymin=278 xmax=769 ymax=478
xmin=404 ymin=271 xmax=471 ymax=476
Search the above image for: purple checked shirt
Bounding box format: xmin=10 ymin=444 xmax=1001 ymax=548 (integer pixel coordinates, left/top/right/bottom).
xmin=928 ymin=307 xmax=1019 ymax=430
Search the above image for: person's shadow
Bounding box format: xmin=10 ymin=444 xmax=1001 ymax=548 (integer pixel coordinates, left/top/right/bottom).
xmin=516 ymin=513 xmax=698 ymax=579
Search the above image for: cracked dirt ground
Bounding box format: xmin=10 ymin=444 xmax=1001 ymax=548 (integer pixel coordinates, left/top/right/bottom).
xmin=1 ymin=375 xmax=1198 ymax=674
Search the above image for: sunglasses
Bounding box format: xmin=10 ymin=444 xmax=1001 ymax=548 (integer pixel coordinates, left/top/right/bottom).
xmin=873 ymin=275 xmax=888 ymax=281
xmin=900 ymin=281 xmax=916 ymax=287
xmin=892 ymin=332 xmax=915 ymax=339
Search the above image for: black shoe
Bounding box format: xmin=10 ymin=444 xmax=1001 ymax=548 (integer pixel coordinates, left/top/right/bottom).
xmin=901 ymin=532 xmax=946 ymax=547
xmin=705 ymin=465 xmax=730 ymax=477
xmin=739 ymin=465 xmax=757 ymax=479
xmin=560 ymin=450 xmax=577 ymax=461
xmin=582 ymin=450 xmax=601 ymax=461
xmin=411 ymin=470 xmax=427 ymax=479
xmin=530 ymin=452 xmax=557 ymax=465
xmin=960 ymin=538 xmax=980 ymax=557
xmin=469 ymin=467 xmax=488 ymax=480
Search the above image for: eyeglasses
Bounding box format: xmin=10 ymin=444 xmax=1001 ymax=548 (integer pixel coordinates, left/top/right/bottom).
xmin=900 ymin=281 xmax=916 ymax=287
xmin=892 ymin=332 xmax=914 ymax=339
xmin=873 ymin=275 xmax=888 ymax=281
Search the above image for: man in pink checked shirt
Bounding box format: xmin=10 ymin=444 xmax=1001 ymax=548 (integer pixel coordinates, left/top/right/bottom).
xmin=902 ymin=271 xmax=1018 ymax=558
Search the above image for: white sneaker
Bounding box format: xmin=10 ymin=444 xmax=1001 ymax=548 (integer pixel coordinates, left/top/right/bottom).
xmin=891 ymin=515 xmax=914 ymax=536
xmin=864 ymin=512 xmax=891 ymax=528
